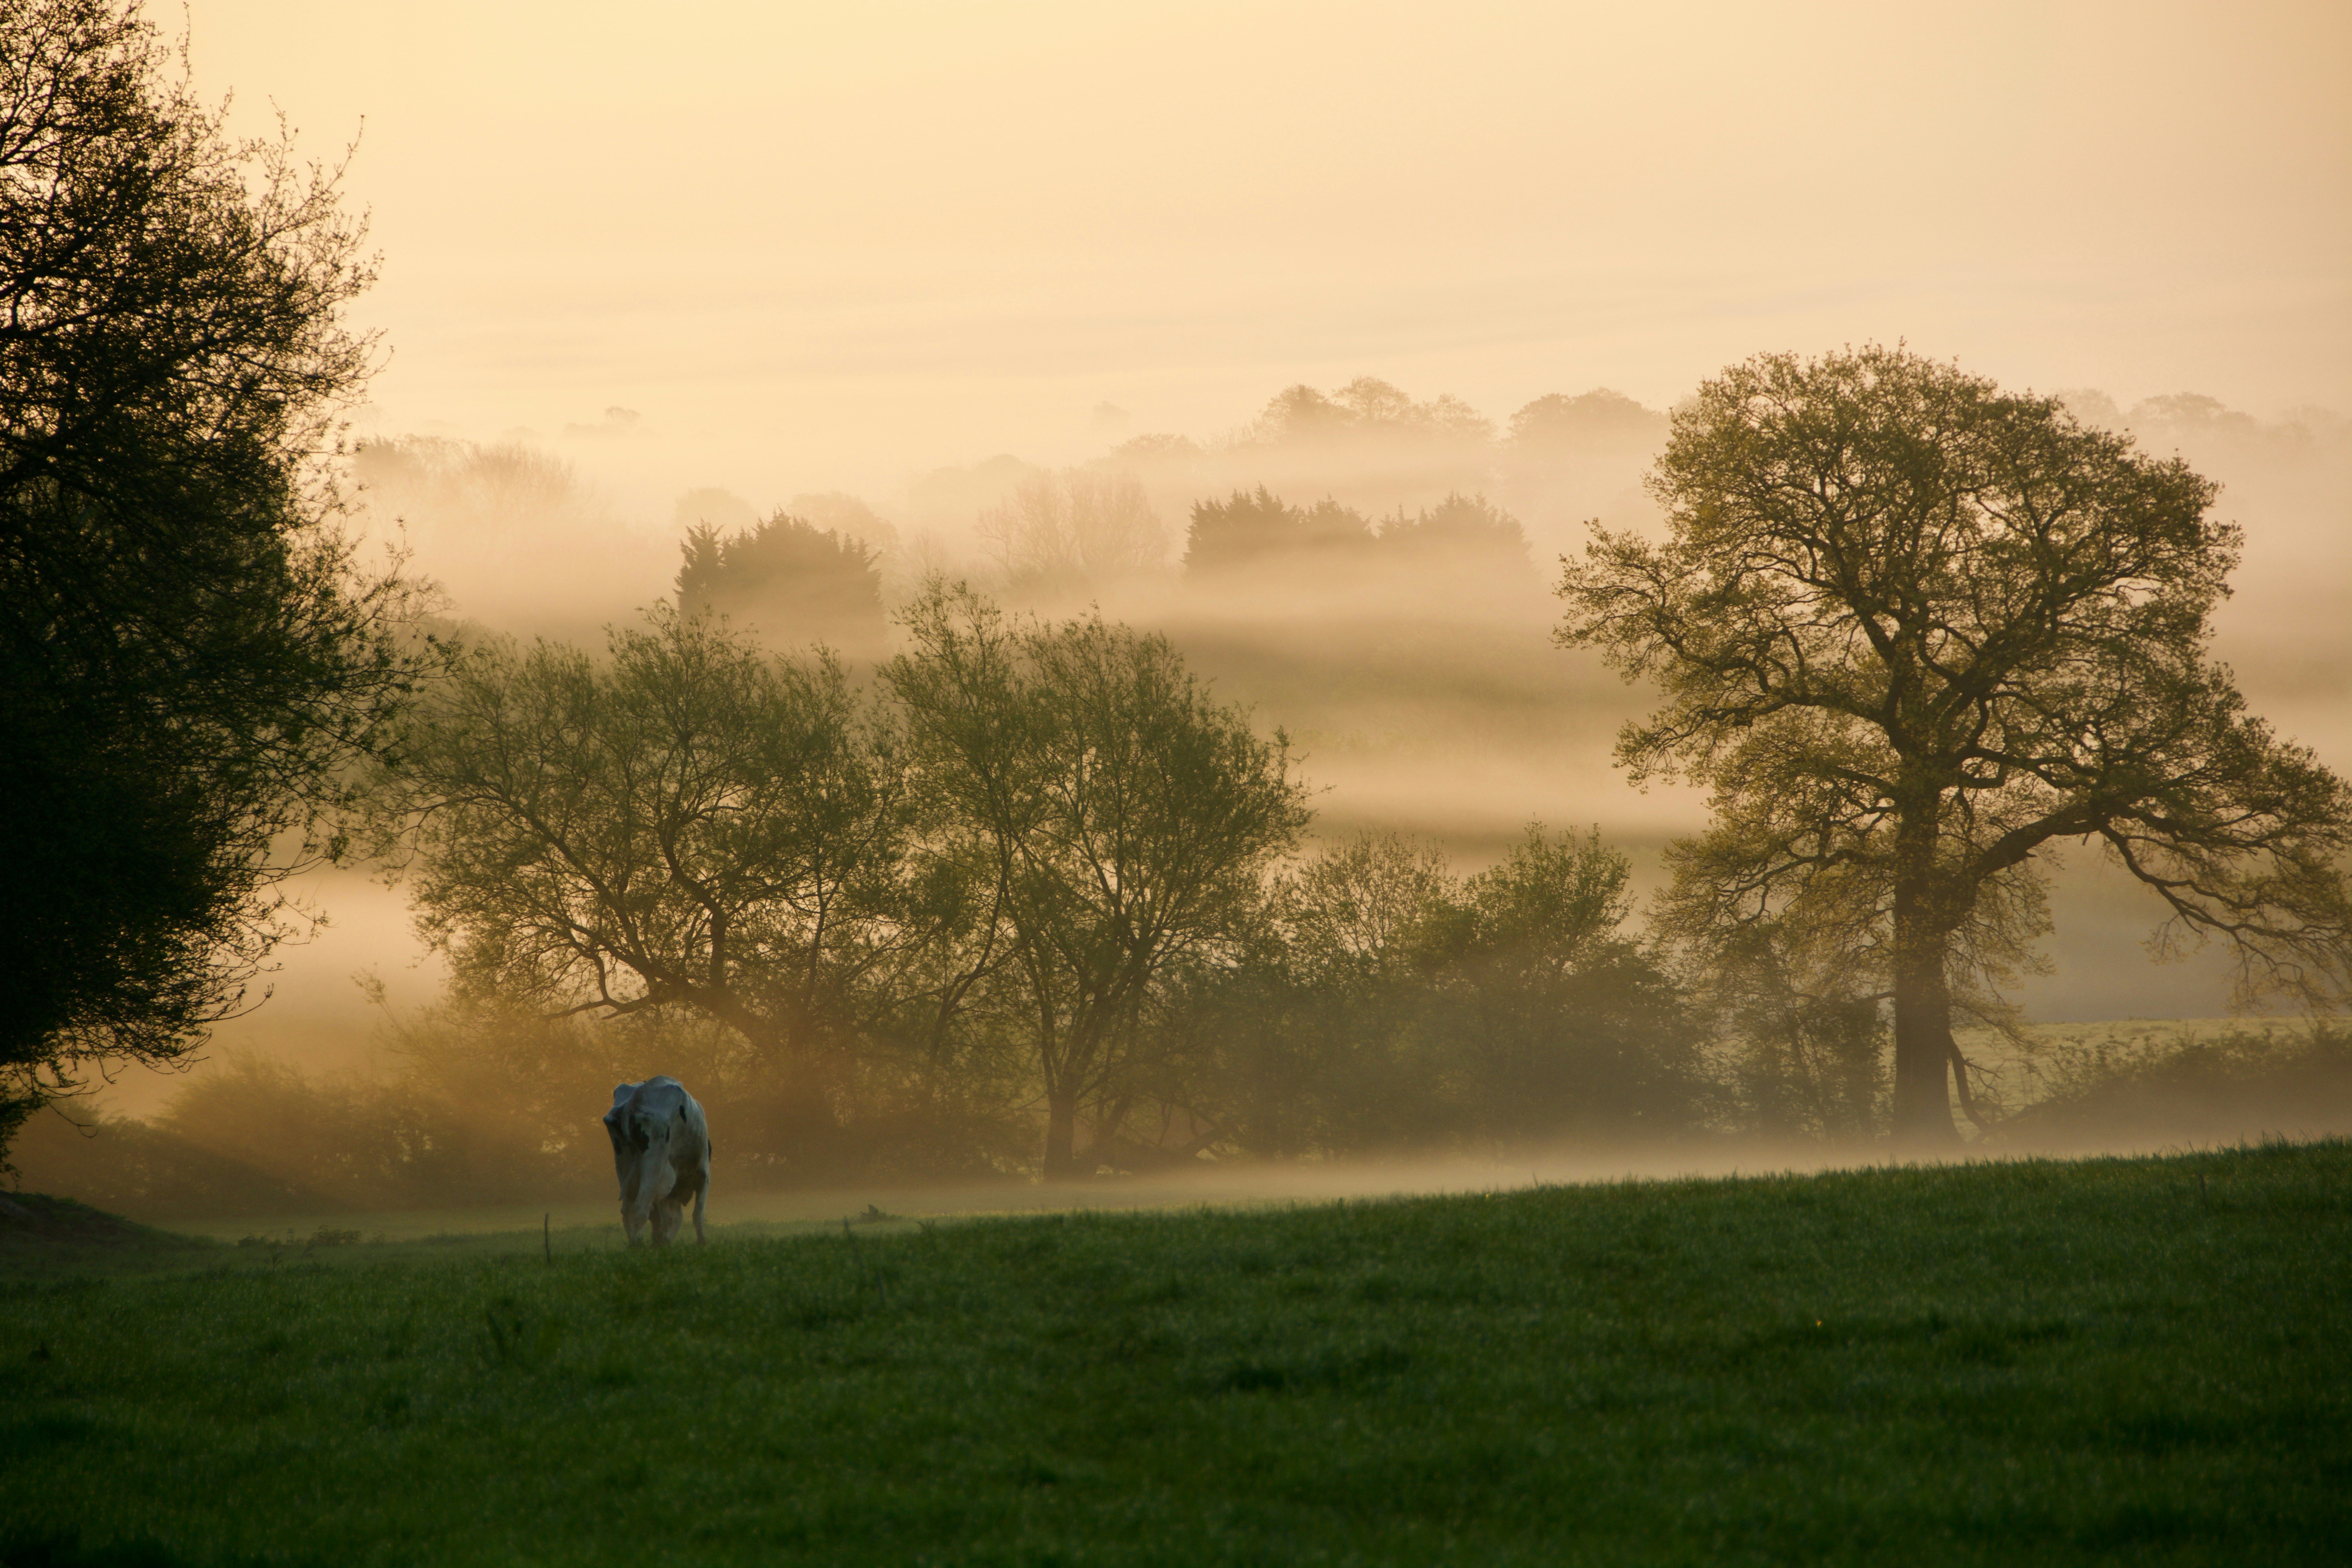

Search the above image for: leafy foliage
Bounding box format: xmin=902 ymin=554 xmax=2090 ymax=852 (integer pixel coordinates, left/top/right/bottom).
xmin=1183 ymin=485 xmax=1376 ymax=577
xmin=675 ymin=510 xmax=886 ymax=656
xmin=1167 ymin=827 xmax=1706 ymax=1158
xmin=1183 ymin=485 xmax=1530 ymax=584
xmin=0 ymin=0 xmax=426 ymax=1161
xmin=1373 ymin=490 xmax=1531 ymax=569
xmin=887 ymin=584 xmax=1312 ymax=1175
xmin=1559 ymin=345 xmax=2352 ymax=1140
xmin=377 ymin=608 xmax=926 ymax=1172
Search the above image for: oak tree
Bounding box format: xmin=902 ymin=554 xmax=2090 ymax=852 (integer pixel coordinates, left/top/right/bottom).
xmin=1558 ymin=347 xmax=2352 ymax=1141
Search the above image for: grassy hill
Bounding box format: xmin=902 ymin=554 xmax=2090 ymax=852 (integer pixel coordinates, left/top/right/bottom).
xmin=0 ymin=1191 xmax=214 ymax=1277
xmin=4 ymin=1141 xmax=2347 ymax=1565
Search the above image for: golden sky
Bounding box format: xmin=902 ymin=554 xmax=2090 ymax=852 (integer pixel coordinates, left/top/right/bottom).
xmin=189 ymin=0 xmax=2350 ymax=497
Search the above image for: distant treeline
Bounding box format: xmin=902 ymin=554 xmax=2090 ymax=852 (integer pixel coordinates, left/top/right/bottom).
xmin=350 ymin=376 xmax=2347 ymax=657
xmin=666 ymin=484 xmax=1545 ymax=661
xmin=595 ymin=378 xmax=1673 ymax=651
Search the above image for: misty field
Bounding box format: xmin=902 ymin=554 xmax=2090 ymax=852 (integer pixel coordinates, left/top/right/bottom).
xmin=5 ymin=1144 xmax=2348 ymax=1567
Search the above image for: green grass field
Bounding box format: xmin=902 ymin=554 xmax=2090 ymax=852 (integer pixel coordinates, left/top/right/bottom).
xmin=4 ymin=1142 xmax=2347 ymax=1566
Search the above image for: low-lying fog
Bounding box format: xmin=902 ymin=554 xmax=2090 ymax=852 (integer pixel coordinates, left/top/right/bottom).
xmin=84 ymin=381 xmax=2350 ymax=1130
xmin=26 ymin=4 xmax=2346 ymax=1220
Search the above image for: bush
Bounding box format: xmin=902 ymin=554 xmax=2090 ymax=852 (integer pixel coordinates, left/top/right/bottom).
xmin=1986 ymin=1022 xmax=2352 ymax=1150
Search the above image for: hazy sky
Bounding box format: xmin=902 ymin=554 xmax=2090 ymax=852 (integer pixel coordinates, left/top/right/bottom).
xmin=188 ymin=0 xmax=2351 ymax=502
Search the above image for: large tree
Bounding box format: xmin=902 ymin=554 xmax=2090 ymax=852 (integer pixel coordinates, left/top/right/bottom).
xmin=887 ymin=584 xmax=1311 ymax=1176
xmin=1557 ymin=346 xmax=2352 ymax=1141
xmin=378 ymin=610 xmax=914 ymax=1170
xmin=0 ymin=0 xmax=421 ymax=1159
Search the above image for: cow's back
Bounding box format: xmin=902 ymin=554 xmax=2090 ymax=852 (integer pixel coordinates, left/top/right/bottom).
xmin=606 ymin=1076 xmax=709 ymax=1182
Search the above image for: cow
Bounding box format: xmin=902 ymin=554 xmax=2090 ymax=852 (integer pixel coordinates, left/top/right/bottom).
xmin=603 ymin=1076 xmax=711 ymax=1246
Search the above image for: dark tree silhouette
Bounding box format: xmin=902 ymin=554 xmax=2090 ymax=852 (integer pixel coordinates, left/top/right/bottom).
xmin=0 ymin=0 xmax=423 ymax=1162
xmin=1559 ymin=346 xmax=2352 ymax=1142
xmin=1376 ymin=492 xmax=1532 ymax=569
xmin=675 ymin=510 xmax=886 ymax=656
xmin=1183 ymin=486 xmax=1374 ymax=578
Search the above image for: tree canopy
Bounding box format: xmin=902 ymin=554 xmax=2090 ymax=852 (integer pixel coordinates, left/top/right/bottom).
xmin=887 ymin=584 xmax=1312 ymax=1176
xmin=1507 ymin=389 xmax=1667 ymax=454
xmin=1183 ymin=486 xmax=1376 ymax=577
xmin=675 ymin=511 xmax=887 ymax=657
xmin=1182 ymin=485 xmax=1530 ymax=583
xmin=0 ymin=0 xmax=423 ymax=1161
xmin=377 ymin=609 xmax=914 ymax=1169
xmin=1376 ymin=492 xmax=1532 ymax=572
xmin=1557 ymin=345 xmax=2352 ymax=1140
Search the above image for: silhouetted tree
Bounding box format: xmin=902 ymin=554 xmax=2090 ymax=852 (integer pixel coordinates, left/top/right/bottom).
xmin=1418 ymin=826 xmax=1704 ymax=1144
xmin=1242 ymin=377 xmax=1497 ymax=508
xmin=1506 ymin=389 xmax=1666 ymax=454
xmin=1256 ymin=377 xmax=1494 ymax=448
xmin=1164 ymin=825 xmax=1706 ymax=1156
xmin=377 ymin=609 xmax=915 ymax=1172
xmin=1254 ymin=384 xmax=1357 ymax=445
xmin=0 ymin=0 xmax=425 ymax=1163
xmin=1683 ymin=919 xmax=1886 ymax=1142
xmin=361 ymin=437 xmax=581 ymax=520
xmin=887 ymin=584 xmax=1311 ymax=1176
xmin=1376 ymin=492 xmax=1532 ymax=569
xmin=675 ymin=510 xmax=886 ymax=656
xmin=976 ymin=470 xmax=1166 ymax=591
xmin=1253 ymin=831 xmax=1457 ymax=1151
xmin=1184 ymin=486 xmax=1374 ymax=578
xmin=1559 ymin=346 xmax=2352 ymax=1142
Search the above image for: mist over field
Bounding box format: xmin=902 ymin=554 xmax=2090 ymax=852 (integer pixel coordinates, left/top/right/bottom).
xmin=15 ymin=0 xmax=2348 ymax=1216
xmin=58 ymin=377 xmax=2348 ymax=1173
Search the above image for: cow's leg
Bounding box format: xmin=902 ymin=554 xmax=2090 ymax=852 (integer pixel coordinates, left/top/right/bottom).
xmin=619 ymin=1167 xmax=647 ymax=1247
xmin=650 ymin=1169 xmax=683 ymax=1247
xmin=635 ymin=1128 xmax=679 ymax=1247
xmin=625 ymin=1175 xmax=653 ymax=1246
xmin=691 ymin=1177 xmax=707 ymax=1244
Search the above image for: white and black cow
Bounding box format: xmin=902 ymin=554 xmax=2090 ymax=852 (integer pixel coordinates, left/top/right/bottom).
xmin=603 ymin=1076 xmax=711 ymax=1246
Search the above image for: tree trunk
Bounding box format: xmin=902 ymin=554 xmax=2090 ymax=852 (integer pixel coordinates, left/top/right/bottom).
xmin=1042 ymin=1090 xmax=1082 ymax=1181
xmin=1889 ymin=819 xmax=1959 ymax=1144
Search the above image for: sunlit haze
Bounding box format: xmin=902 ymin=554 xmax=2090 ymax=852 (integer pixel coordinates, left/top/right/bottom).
xmin=75 ymin=1 xmax=2349 ymax=1128
xmin=190 ymin=1 xmax=2352 ymax=492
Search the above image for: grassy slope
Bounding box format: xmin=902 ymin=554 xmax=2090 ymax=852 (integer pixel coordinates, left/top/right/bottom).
xmin=3 ymin=1143 xmax=2347 ymax=1567
xmin=0 ymin=1192 xmax=215 ymax=1277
